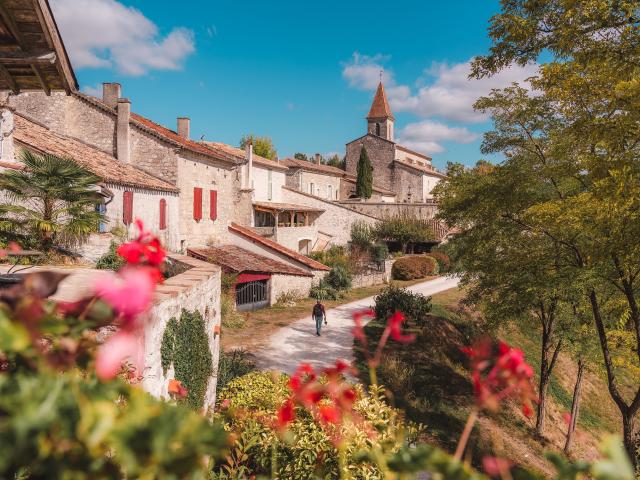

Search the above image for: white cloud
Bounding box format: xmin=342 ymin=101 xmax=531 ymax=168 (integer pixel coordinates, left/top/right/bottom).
xmin=50 ymin=0 xmax=195 ymax=76
xmin=342 ymin=53 xmax=392 ymax=90
xmin=390 ymin=61 xmax=539 ymax=123
xmin=82 ymin=83 xmax=102 ymax=97
xmin=397 ymin=120 xmax=479 ymax=154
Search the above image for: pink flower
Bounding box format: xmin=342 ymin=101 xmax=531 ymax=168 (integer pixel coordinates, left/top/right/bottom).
xmin=95 ymin=331 xmax=140 ymax=380
xmin=482 ymin=456 xmax=513 ymax=477
xmin=563 ymin=412 xmax=572 ymax=426
xmin=94 ymin=268 xmax=155 ymax=326
xmin=168 ymin=379 xmax=188 ymax=398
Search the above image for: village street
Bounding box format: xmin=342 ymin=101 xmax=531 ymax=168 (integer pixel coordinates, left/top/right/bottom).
xmin=254 ymin=276 xmax=461 ymax=375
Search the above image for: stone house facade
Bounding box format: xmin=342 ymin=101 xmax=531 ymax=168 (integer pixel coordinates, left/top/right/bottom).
xmin=281 ymin=156 xmax=343 ymax=201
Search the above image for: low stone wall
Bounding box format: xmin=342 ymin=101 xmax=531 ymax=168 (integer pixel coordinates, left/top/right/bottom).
xmin=352 ymin=271 xmax=385 ymax=289
xmin=337 ymin=201 xmax=438 ymax=220
xmin=143 ymin=254 xmax=222 ymax=411
xmin=270 ymin=273 xmax=313 ymax=305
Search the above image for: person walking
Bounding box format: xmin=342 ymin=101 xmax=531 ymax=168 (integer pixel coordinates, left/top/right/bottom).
xmin=312 ymin=299 xmax=327 ymax=336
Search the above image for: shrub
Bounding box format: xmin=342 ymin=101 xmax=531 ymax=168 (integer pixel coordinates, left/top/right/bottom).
xmin=275 ymin=289 xmax=304 ymax=306
xmin=308 ymin=245 xmax=348 ymax=269
xmin=392 ymin=255 xmax=438 ymax=280
xmin=216 ymin=349 xmax=256 ymax=393
xmin=426 ymin=251 xmax=450 ymax=273
xmin=324 ymin=264 xmax=352 ymax=291
xmin=221 ymin=293 xmax=245 ymax=328
xmin=350 ymin=220 xmax=374 ymax=248
xmin=95 ymin=241 xmax=125 ymax=270
xmin=309 ymin=282 xmax=342 ymax=300
xmin=379 ymin=353 xmax=416 ymax=399
xmin=213 ymin=371 xmax=423 ymax=479
xmin=374 ymin=285 xmax=432 ymax=327
xmin=161 ymin=309 xmax=213 ymax=410
xmin=371 ymin=243 xmax=389 ymax=264
xmin=374 ymin=212 xmax=436 ymax=254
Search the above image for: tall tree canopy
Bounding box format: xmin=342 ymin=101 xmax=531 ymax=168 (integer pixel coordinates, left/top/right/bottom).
xmin=356 ymin=145 xmax=373 ymax=199
xmin=439 ymin=0 xmax=640 ymax=465
xmin=239 ymin=134 xmax=278 ymax=160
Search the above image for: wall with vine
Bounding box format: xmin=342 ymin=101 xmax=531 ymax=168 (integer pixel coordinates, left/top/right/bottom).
xmin=161 ymin=308 xmax=213 ymax=409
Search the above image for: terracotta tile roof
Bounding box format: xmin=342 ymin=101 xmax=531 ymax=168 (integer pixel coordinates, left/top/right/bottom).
xmin=394 ymin=158 xmax=447 ymax=179
xmin=253 ymin=201 xmax=324 ymax=213
xmin=395 ymin=144 xmax=432 ymax=161
xmin=200 ymin=141 xmax=288 ymax=171
xmin=73 ymin=92 xmax=234 ymax=164
xmin=280 ymin=158 xmax=346 ymax=177
xmin=229 ymin=222 xmax=330 ymax=271
xmin=188 ymin=245 xmax=312 ymax=277
xmin=367 ymin=82 xmax=394 ymax=120
xmin=342 ymin=175 xmax=397 ymax=197
xmin=13 ymin=114 xmax=179 ymax=192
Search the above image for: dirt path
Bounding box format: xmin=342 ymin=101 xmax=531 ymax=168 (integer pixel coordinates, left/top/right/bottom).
xmin=253 ymin=276 xmax=460 ymax=375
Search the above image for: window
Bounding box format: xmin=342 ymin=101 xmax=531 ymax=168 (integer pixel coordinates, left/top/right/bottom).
xmin=193 ymin=187 xmax=203 ymax=221
xmin=159 ymin=198 xmax=167 ymax=230
xmin=210 ymin=190 xmax=218 ymax=221
xmin=375 ymin=123 xmax=381 ymax=136
xmin=267 ymin=170 xmax=273 ymax=201
xmin=123 ymin=191 xmax=133 ymax=225
xmin=309 ymin=182 xmax=315 ymax=195
xmin=327 ymin=185 xmax=333 ymax=200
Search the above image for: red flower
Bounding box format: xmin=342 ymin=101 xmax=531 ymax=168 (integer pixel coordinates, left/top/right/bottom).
xmin=388 ymin=311 xmax=416 ymax=344
xmin=563 ymin=412 xmax=572 ymax=426
xmin=462 ymin=338 xmax=538 ymax=415
xmin=318 ymin=404 xmax=341 ymax=424
xmin=277 ymin=399 xmax=295 ymax=429
xmin=116 ymin=220 xmax=166 ymax=270
xmin=351 ymin=309 xmax=374 ymax=346
xmin=168 ymin=379 xmax=188 ymax=398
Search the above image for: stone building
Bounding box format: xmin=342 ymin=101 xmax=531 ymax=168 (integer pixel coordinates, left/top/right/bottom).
xmin=344 ymin=82 xmax=446 ymax=203
xmin=281 ymin=155 xmax=344 ymax=201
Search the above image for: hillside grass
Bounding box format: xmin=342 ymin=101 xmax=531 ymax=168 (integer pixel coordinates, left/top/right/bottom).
xmin=355 ymin=287 xmax=620 ymax=475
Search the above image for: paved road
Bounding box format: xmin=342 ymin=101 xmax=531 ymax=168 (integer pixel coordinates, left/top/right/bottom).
xmin=254 ymin=276 xmax=460 ymax=375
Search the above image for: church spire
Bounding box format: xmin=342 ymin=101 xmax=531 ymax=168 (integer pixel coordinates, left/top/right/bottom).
xmin=367 ymin=81 xmax=394 ymax=121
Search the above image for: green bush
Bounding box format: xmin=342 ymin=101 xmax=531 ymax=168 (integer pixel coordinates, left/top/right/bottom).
xmin=308 ymin=245 xmax=349 ymax=269
xmin=216 ymin=349 xmax=256 ymax=393
xmin=350 ymin=220 xmax=374 ymax=248
xmin=309 ymin=282 xmax=343 ymax=301
xmin=391 ymin=256 xmax=438 ymax=280
xmin=426 ymin=251 xmax=450 ymax=273
xmin=371 ymin=243 xmax=389 ymax=264
xmin=213 ymin=371 xmax=423 ymax=480
xmin=161 ymin=309 xmax=213 ymax=410
xmin=374 ymin=285 xmax=432 ymax=327
xmin=324 ymin=264 xmax=352 ymax=291
xmin=221 ymin=293 xmax=245 ymax=328
xmin=95 ymin=241 xmax=125 ymax=270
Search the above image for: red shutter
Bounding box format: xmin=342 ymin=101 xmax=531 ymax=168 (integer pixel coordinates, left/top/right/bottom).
xmin=123 ymin=191 xmax=133 ymax=225
xmin=209 ymin=190 xmax=217 ymax=221
xmin=193 ymin=187 xmax=203 ymax=221
xmin=159 ymin=198 xmax=167 ymax=230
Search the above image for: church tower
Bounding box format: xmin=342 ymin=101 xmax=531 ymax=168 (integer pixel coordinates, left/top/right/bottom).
xmin=367 ymin=82 xmax=394 ymax=141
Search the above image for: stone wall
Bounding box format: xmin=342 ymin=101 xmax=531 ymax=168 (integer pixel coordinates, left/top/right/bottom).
xmin=281 ymin=187 xmax=378 ymax=246
xmin=145 ymin=254 xmax=222 ymax=411
xmin=0 ymin=107 xmax=16 ymax=163
xmin=74 ymin=233 xmax=115 ymax=263
xmin=275 ymin=225 xmax=317 ymax=253
xmin=345 ymin=134 xmax=395 ymax=191
xmin=270 ymin=273 xmax=313 ymax=304
xmin=337 ymin=201 xmax=438 ymax=220
xmin=392 ymin=163 xmax=425 ymax=204
xmin=351 ymin=270 xmax=385 ymax=289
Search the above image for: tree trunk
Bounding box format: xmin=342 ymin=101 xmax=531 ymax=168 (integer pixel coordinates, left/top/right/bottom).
xmin=535 ymin=308 xmax=561 ymax=437
xmin=564 ymin=358 xmax=585 ymax=454
xmin=623 ymin=412 xmax=637 ymax=470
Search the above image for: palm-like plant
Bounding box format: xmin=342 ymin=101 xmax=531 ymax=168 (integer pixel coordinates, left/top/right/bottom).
xmin=0 ymin=150 xmax=103 ymax=251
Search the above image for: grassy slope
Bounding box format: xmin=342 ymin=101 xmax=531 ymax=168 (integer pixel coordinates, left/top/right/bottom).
xmin=355 ymin=287 xmax=620 ymax=476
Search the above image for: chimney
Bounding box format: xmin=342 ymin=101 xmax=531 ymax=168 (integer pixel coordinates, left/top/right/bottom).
xmin=177 ymin=117 xmax=190 ymax=139
xmin=102 ymin=82 xmax=121 ymax=108
xmin=315 ymin=153 xmax=321 ymax=165
xmin=244 ymin=141 xmax=254 ymax=189
xmin=116 ymin=98 xmax=131 ymax=163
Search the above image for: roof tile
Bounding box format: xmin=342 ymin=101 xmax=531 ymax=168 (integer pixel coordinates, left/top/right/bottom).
xmin=367 ymin=82 xmax=394 ymax=120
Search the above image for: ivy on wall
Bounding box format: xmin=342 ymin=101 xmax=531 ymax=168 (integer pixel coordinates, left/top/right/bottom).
xmin=161 ymin=309 xmax=213 ymax=409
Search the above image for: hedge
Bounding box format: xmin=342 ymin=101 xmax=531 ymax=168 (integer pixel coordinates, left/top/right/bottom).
xmin=391 ymin=255 xmax=439 ymax=280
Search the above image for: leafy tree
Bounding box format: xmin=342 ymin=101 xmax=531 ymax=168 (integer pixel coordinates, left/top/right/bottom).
xmin=355 ymin=145 xmax=373 ymax=199
xmin=0 ymin=150 xmax=103 ymax=252
xmin=375 ymin=213 xmax=435 ymax=254
xmin=448 ymin=0 xmax=640 ymax=464
xmin=293 ymin=152 xmax=308 ymax=161
xmin=350 ymin=220 xmax=374 ymax=249
xmin=239 ymin=134 xmax=277 ymax=160
xmin=326 ymin=154 xmax=345 ymax=170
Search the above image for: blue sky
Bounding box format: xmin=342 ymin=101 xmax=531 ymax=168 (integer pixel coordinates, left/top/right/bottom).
xmin=50 ymin=0 xmax=538 ymax=169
